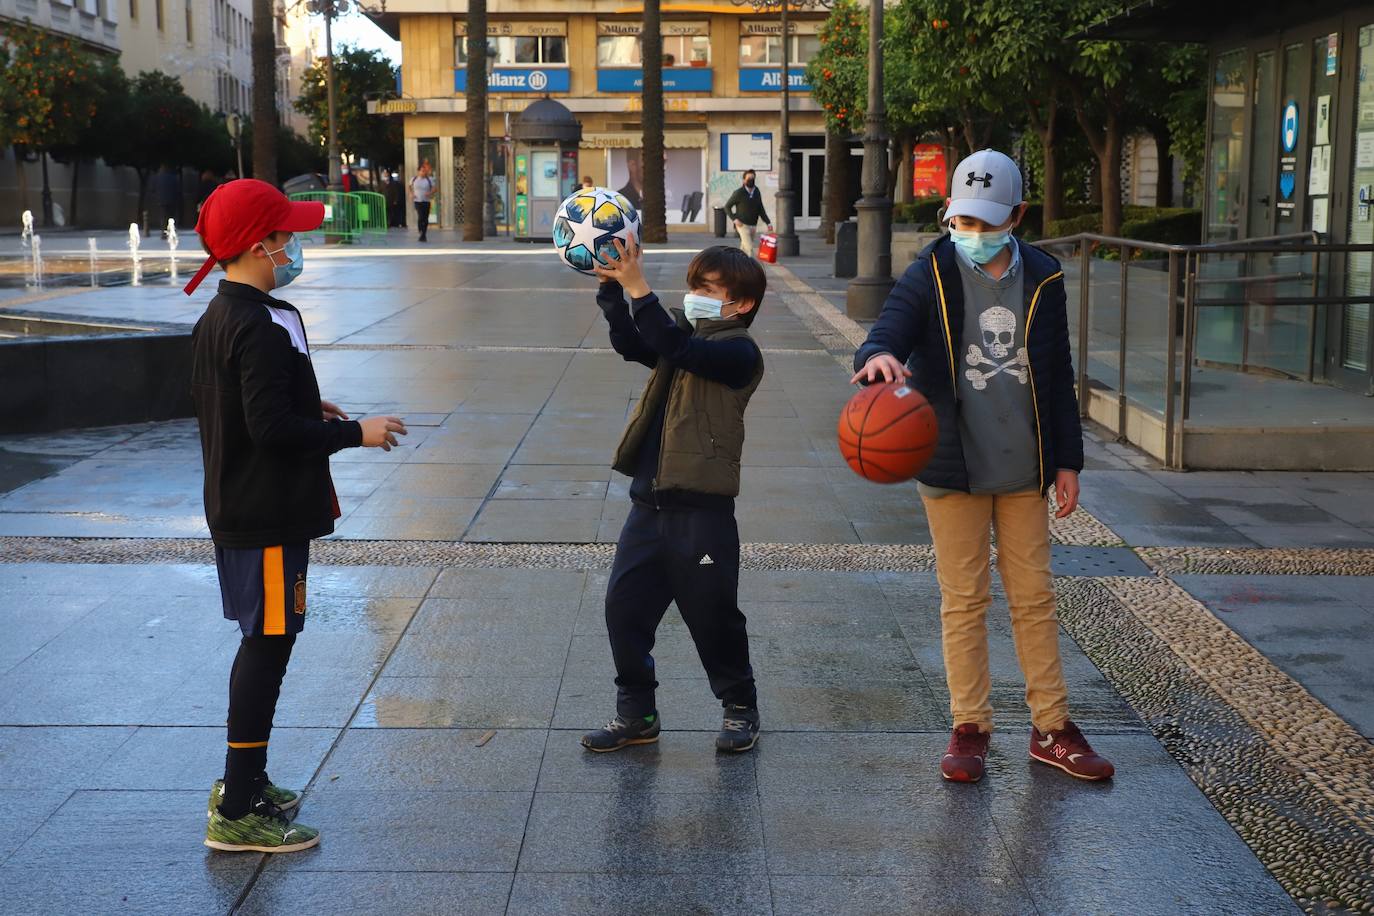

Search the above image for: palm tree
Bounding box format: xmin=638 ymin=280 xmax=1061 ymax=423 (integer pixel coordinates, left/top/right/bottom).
xmin=640 ymin=0 xmax=667 ymax=243
xmin=463 ymin=0 xmax=488 ymax=241
xmin=251 ymin=0 xmax=277 ymax=184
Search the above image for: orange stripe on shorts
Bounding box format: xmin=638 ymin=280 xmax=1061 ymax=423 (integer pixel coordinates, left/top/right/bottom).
xmin=262 ymin=546 xmax=286 ymax=636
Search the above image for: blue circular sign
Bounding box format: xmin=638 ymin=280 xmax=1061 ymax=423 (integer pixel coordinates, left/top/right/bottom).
xmin=1282 ymin=102 xmax=1299 ymax=153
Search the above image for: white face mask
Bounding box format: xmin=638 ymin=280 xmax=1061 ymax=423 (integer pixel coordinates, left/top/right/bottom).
xmin=682 ymin=293 xmax=736 ymax=321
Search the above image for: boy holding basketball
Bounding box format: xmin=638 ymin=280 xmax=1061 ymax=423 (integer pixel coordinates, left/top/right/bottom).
xmin=186 ymin=179 xmax=408 ymax=852
xmin=583 ymin=239 xmax=767 ymax=753
xmin=852 ymin=149 xmax=1114 ymax=783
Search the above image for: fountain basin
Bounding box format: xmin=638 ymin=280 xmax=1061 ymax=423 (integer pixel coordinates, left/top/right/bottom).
xmin=0 ymin=310 xmax=193 ymax=434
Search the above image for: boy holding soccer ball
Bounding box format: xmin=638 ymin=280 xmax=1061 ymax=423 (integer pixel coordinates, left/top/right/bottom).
xmin=852 ymin=150 xmax=1114 ymax=783
xmin=584 ymin=238 xmax=767 ymax=753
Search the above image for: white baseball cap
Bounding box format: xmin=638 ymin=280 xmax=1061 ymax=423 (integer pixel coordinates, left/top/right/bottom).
xmin=946 ymin=149 xmax=1024 ymax=227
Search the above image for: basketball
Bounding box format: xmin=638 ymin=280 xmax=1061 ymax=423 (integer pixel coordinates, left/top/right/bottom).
xmin=837 ymin=381 xmax=938 ymax=483
xmin=552 ymin=187 xmax=642 ymax=275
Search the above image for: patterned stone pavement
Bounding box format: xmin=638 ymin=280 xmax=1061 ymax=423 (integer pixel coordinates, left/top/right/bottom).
xmin=0 ymin=237 xmax=1370 ymax=914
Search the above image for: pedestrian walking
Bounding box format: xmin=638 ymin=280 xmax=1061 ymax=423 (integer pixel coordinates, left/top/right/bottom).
xmin=851 ymin=149 xmax=1115 ymax=784
xmin=184 ymin=179 xmax=408 ymax=853
xmin=723 ymin=171 xmax=772 ymax=257
xmin=583 ymin=239 xmax=768 ymax=755
xmin=410 ymin=163 xmax=437 ymax=242
xmin=386 ymin=172 xmax=406 ymax=227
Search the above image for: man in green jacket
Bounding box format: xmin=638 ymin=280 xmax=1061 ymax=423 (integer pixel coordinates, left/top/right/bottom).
xmin=723 ymin=170 xmax=773 ymax=256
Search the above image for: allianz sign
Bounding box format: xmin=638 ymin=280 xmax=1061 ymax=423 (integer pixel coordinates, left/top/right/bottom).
xmin=454 ymin=68 xmax=571 ymax=93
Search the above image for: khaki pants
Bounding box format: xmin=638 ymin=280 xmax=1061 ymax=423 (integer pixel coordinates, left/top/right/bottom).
xmin=735 ymin=221 xmax=755 ymax=255
xmin=921 ymin=490 xmax=1070 ymax=734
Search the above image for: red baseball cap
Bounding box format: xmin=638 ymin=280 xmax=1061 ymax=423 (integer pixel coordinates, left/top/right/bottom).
xmin=183 ymin=179 xmax=325 ymax=295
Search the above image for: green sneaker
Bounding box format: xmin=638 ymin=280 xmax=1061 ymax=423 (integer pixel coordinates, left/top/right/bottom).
xmin=208 ymin=777 xmax=300 ymax=818
xmin=205 ymin=796 xmax=320 ymax=854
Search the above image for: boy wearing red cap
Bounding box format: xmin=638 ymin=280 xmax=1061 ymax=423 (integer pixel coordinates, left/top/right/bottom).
xmin=187 ymin=179 xmax=408 ymax=853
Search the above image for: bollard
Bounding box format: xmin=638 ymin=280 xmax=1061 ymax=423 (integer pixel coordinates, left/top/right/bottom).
xmin=833 ymin=220 xmax=858 ymax=279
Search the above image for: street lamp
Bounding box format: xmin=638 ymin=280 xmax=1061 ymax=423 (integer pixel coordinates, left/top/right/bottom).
xmin=845 ymin=0 xmax=892 ymax=318
xmin=731 ymin=0 xmax=832 ymax=259
xmin=305 ymin=0 xmax=348 ymax=190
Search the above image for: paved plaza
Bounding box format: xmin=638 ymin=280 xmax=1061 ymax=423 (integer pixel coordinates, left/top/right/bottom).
xmin=0 ymin=231 xmax=1371 ymax=914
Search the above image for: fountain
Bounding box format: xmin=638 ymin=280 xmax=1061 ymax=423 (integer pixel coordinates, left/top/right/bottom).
xmin=19 ymin=210 xmax=33 ymax=250
xmin=166 ymin=218 xmax=179 ymax=280
xmin=29 ymin=234 xmax=42 ymax=288
xmin=127 ymin=222 xmax=142 ymax=287
xmin=88 ymin=237 xmax=99 ymax=287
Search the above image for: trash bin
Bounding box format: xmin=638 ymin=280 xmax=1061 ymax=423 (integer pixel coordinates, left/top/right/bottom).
xmin=713 ymin=206 xmax=727 ymax=238
xmin=834 ymin=220 xmax=858 ymax=278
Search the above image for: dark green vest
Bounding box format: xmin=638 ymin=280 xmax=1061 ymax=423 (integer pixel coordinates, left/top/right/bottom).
xmin=612 ymin=316 xmax=765 ymax=498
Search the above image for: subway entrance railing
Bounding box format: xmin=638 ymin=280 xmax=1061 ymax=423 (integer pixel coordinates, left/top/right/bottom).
xmin=1032 ymin=232 xmax=1374 ymax=470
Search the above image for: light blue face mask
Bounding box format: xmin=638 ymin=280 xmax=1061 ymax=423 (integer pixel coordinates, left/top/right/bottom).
xmin=264 ymin=234 xmax=303 ymax=289
xmin=682 ymin=293 xmax=736 ymax=322
xmin=949 ymin=227 xmax=1012 ymax=265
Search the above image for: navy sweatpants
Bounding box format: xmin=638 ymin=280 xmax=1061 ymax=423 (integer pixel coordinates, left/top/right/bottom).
xmin=605 ymin=502 xmax=757 ymax=718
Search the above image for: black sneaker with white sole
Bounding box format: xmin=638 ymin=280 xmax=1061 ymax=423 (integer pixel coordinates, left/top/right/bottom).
xmin=716 ymin=705 xmax=760 ymax=752
xmin=581 ymin=712 xmax=661 ymax=752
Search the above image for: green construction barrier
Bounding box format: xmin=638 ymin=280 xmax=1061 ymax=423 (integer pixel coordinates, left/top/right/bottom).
xmin=349 ymin=191 xmax=388 ymax=239
xmin=288 ymin=191 xmax=359 ymax=241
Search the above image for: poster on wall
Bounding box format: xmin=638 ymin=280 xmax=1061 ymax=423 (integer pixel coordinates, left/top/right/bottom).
xmin=1315 ymin=95 xmax=1332 ymax=145
xmin=1312 ymin=196 xmax=1330 ymax=233
xmin=1308 ymin=145 xmax=1331 ymax=195
xmin=1357 ymin=132 xmax=1374 ymax=168
xmin=721 ymin=133 xmax=773 ymax=172
xmin=911 ymin=144 xmax=948 ymax=197
xmin=1327 ymin=33 xmax=1339 ymax=76
xmin=608 ymin=148 xmax=704 ymax=222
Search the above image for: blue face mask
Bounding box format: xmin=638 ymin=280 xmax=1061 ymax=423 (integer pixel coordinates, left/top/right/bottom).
xmin=682 ymin=293 xmax=736 ymax=322
xmin=263 ymin=234 xmax=303 ymax=289
xmin=949 ymin=227 xmax=1012 ymax=265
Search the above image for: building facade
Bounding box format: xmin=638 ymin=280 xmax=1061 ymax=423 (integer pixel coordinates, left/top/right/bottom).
xmin=1 ymin=0 xmax=315 ymax=227
xmin=1097 ymin=0 xmax=1374 ymax=396
xmin=369 ymin=0 xmax=857 ymax=233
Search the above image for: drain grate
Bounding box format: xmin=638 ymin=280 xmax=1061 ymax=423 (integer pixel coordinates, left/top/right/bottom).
xmin=1049 ymin=546 xmax=1152 ymax=577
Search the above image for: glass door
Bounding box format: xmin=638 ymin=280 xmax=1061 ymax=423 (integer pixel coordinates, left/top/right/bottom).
xmin=1338 ymin=22 xmax=1374 ymax=379
xmin=1247 ymin=51 xmax=1278 ymax=237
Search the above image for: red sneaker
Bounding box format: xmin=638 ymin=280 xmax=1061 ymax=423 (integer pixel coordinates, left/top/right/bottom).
xmin=1029 ymin=720 xmax=1115 ymax=781
xmin=941 ymin=723 xmax=990 ymax=783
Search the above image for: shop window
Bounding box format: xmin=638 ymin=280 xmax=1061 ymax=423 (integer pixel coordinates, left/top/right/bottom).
xmin=1344 ymin=25 xmax=1374 ymax=372
xmin=597 ymin=29 xmax=710 ymax=67
xmin=738 ymin=33 xmax=817 ymax=66
xmin=458 ymin=34 xmax=567 ymax=66
xmin=598 ymin=35 xmax=641 ymax=67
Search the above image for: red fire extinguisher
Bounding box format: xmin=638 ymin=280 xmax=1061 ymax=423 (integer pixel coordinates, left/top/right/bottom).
xmin=757 ymin=233 xmax=779 ymax=263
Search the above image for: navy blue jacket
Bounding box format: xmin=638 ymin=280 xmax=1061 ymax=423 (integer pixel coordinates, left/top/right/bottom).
xmin=853 ymin=236 xmax=1083 ymax=494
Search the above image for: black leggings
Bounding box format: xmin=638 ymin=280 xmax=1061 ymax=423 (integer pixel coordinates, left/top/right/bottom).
xmin=220 ymin=635 xmax=295 ymax=817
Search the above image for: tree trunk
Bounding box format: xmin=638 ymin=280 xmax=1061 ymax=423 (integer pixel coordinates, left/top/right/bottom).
xmin=251 ymin=0 xmax=277 ymax=185
xmin=1071 ymin=87 xmax=1123 ymax=236
xmin=1099 ymin=115 xmax=1122 ymax=236
xmin=69 ymin=159 xmax=81 ymax=227
xmin=463 ymin=0 xmax=488 ymax=241
xmin=40 ymin=152 xmax=53 ymax=227
xmin=640 ymin=0 xmax=667 ymax=243
xmin=1027 ymin=98 xmax=1062 ymax=232
xmin=136 ymin=170 xmax=149 ymax=226
xmin=895 ymin=135 xmax=914 ymax=205
xmin=886 ymin=142 xmax=900 ymax=198
xmin=823 ymin=130 xmax=848 ymax=244
xmin=1151 ymin=126 xmax=1173 ymax=208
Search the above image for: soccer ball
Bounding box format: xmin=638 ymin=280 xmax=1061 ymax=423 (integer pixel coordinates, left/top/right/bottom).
xmin=552 ymin=187 xmax=642 ymax=275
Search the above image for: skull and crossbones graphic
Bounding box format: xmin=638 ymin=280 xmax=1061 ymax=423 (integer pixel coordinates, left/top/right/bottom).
xmin=964 ymin=306 xmax=1028 ymax=390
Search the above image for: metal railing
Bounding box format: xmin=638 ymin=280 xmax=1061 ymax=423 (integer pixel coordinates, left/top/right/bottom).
xmin=1032 ymin=231 xmax=1372 ymax=468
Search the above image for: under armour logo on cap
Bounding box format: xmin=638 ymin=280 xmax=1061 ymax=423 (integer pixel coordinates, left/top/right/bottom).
xmin=946 ymin=149 xmax=1023 ymax=227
